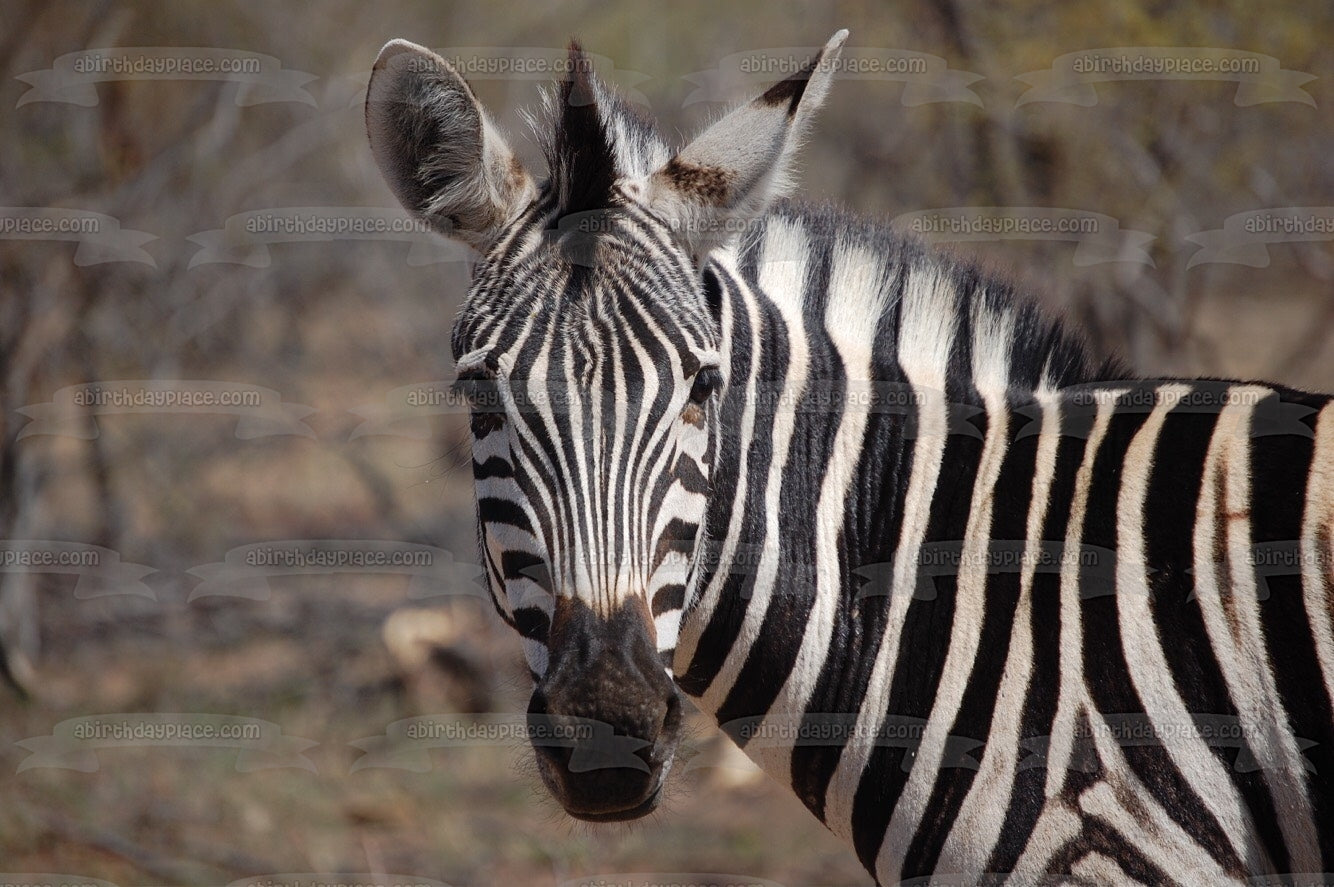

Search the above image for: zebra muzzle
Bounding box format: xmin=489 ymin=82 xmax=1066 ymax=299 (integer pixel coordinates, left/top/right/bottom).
xmin=527 ymin=597 xmax=682 ymax=821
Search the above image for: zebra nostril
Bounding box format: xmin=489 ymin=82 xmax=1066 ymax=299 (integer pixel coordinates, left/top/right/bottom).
xmin=663 ymin=690 xmax=682 ymax=736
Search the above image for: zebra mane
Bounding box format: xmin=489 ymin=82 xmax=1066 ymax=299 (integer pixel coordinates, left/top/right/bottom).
xmin=532 ymin=42 xmax=671 ymax=219
xmin=734 ymin=200 xmax=1128 ymax=394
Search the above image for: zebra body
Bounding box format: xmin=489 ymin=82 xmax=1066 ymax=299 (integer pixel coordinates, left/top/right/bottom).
xmin=365 ymin=31 xmax=1334 ymax=885
xmin=680 ymin=204 xmax=1334 ymax=883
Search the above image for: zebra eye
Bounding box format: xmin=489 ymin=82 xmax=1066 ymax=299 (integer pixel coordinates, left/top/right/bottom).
xmin=688 ymin=367 xmax=722 ymax=405
xmin=453 ymin=370 xmax=505 ymax=434
xmin=451 ymin=377 xmax=478 ymax=404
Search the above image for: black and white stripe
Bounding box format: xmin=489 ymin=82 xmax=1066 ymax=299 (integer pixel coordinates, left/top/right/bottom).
xmin=367 ymin=31 xmax=1334 ymax=885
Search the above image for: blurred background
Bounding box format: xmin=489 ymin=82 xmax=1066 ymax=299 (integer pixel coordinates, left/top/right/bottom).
xmin=0 ymin=1 xmax=1331 ymax=884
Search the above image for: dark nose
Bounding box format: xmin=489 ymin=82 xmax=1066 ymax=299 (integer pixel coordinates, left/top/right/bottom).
xmin=528 ymin=597 xmax=681 ymax=821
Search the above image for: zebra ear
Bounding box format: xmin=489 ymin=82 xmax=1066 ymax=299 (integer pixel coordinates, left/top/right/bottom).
xmin=366 ymin=40 xmax=535 ymax=250
xmin=641 ymin=30 xmax=848 ymax=259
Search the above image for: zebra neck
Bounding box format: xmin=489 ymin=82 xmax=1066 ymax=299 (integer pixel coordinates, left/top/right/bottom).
xmin=676 ymin=200 xmax=1106 ymax=707
xmin=673 ymin=200 xmax=1114 ymax=804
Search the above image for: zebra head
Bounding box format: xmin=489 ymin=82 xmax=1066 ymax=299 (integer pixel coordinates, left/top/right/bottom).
xmin=366 ymin=32 xmax=847 ymax=821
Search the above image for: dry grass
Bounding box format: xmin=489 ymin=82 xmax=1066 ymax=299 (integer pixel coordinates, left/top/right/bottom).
xmin=0 ymin=582 xmax=871 ymax=886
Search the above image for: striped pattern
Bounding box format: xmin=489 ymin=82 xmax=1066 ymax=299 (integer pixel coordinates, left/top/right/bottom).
xmin=368 ymin=33 xmax=1334 ymax=885
xmin=672 ymin=208 xmax=1334 ymax=883
xmin=456 ymin=199 xmax=718 ymax=675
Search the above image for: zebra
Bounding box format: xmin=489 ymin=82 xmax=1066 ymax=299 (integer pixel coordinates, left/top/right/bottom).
xmin=365 ymin=30 xmax=1334 ymax=885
